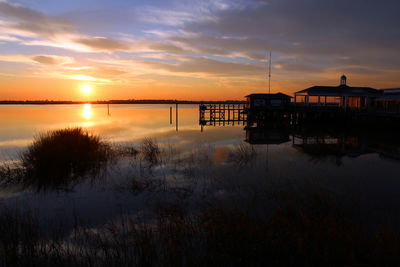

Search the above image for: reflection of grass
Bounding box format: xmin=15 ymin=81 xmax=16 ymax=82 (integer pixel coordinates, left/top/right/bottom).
xmin=19 ymin=128 xmax=110 ymax=190
xmin=140 ymin=138 xmax=160 ymax=165
xmin=229 ymin=144 xmax=256 ymax=166
xmin=0 ymin=188 xmax=399 ymax=266
xmin=1 ymin=135 xmax=400 ymax=265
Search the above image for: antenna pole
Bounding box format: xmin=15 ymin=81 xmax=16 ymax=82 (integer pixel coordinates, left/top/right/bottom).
xmin=268 ymin=51 xmax=271 ymax=94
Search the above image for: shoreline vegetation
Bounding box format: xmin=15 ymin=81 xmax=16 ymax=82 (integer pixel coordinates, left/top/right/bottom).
xmin=0 ymin=100 xmax=246 ymax=105
xmin=0 ymin=128 xmax=400 ymax=266
xmin=0 ymin=194 xmax=399 ymax=267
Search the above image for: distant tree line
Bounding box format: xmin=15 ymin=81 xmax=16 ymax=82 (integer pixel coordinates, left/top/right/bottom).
xmin=0 ymin=99 xmax=246 ymax=105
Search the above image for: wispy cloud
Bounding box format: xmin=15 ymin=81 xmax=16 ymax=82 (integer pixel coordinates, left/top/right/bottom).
xmin=75 ymin=37 xmax=130 ymax=51
xmin=0 ymin=1 xmax=132 ymax=53
xmin=31 ymin=55 xmax=73 ymax=65
xmin=170 ymin=0 xmax=400 ymax=74
xmin=0 ymin=1 xmax=74 ymax=37
xmin=0 ymin=54 xmax=73 ymax=65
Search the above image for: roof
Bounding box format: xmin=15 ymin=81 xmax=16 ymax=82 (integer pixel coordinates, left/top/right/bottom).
xmin=382 ymin=88 xmax=400 ymax=95
xmin=375 ymin=95 xmax=400 ymax=101
xmin=245 ymin=93 xmax=292 ymax=98
xmin=295 ymin=85 xmax=381 ymax=97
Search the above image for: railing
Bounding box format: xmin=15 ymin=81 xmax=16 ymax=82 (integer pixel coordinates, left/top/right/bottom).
xmin=199 ymin=103 xmax=247 ymax=126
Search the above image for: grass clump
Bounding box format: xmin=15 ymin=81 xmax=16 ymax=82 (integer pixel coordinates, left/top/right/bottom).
xmin=20 ymin=127 xmax=110 ymax=190
xmin=229 ymin=144 xmax=256 ymax=166
xmin=0 ymin=188 xmax=400 ymax=266
xmin=140 ymin=138 xmax=160 ymax=165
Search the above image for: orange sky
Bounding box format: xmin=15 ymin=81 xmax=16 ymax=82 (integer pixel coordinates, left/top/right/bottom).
xmin=0 ymin=0 xmax=399 ymax=101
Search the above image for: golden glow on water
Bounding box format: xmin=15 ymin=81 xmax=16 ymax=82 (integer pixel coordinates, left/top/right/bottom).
xmin=83 ymin=104 xmax=92 ymax=119
xmin=0 ymin=104 xmax=240 ymax=151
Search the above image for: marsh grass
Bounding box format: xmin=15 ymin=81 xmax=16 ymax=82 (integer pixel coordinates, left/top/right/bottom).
xmin=140 ymin=138 xmax=160 ymax=165
xmin=1 ymin=134 xmax=400 ymax=266
xmin=229 ymin=144 xmax=256 ymax=166
xmin=2 ymin=127 xmax=113 ymax=191
xmin=0 ymin=189 xmax=399 ymax=267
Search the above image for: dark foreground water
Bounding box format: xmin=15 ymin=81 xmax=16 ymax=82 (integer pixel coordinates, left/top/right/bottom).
xmin=0 ymin=104 xmax=400 ymax=234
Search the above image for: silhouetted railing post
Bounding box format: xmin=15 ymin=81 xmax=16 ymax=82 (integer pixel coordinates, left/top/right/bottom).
xmin=176 ymin=103 xmax=178 ymax=131
xmin=228 ymin=104 xmax=231 ymax=124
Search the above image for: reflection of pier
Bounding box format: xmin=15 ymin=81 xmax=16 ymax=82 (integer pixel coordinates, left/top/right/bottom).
xmin=292 ymin=135 xmax=372 ymax=159
xmin=199 ymin=103 xmax=247 ymax=126
xmin=245 ymin=127 xmax=290 ymax=144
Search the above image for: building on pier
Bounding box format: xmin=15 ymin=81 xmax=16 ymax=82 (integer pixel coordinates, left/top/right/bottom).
xmin=246 ymin=93 xmax=292 ymax=110
xmin=373 ymin=88 xmax=400 ymax=113
xmin=293 ymin=75 xmax=382 ymax=109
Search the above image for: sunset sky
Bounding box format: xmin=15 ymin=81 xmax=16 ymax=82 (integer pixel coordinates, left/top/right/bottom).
xmin=0 ymin=0 xmax=399 ymax=100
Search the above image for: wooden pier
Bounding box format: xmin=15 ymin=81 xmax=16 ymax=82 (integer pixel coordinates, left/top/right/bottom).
xmin=199 ymin=102 xmax=400 ymax=128
xmin=199 ymin=103 xmax=247 ymax=126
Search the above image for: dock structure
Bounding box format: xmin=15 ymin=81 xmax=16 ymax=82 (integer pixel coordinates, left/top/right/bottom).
xmin=199 ymin=101 xmax=400 ymax=129
xmin=198 ymin=76 xmax=400 ymax=128
xmin=246 ymin=103 xmax=400 ymax=128
xmin=199 ymin=103 xmax=247 ymax=126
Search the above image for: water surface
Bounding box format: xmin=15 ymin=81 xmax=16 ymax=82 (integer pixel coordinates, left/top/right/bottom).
xmin=0 ymin=104 xmax=400 ymax=232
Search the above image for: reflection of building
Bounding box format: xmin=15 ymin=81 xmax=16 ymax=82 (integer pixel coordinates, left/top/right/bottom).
xmin=292 ymin=130 xmax=400 ymax=165
xmin=292 ymin=135 xmax=372 ymax=160
xmin=294 ymin=75 xmax=381 ymax=109
xmin=246 ymin=93 xmax=292 ymax=110
xmin=245 ymin=126 xmax=290 ymax=145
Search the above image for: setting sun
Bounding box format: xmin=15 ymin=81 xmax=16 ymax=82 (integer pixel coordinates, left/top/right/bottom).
xmin=81 ymin=84 xmax=92 ymax=95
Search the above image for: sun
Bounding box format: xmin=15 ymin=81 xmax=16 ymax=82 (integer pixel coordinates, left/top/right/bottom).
xmin=81 ymin=84 xmax=92 ymax=95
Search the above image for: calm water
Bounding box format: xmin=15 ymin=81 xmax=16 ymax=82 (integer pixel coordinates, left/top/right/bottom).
xmin=1 ymin=104 xmax=400 ymax=231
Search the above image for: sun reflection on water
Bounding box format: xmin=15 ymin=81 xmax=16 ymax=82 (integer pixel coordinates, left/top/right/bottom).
xmin=83 ymin=104 xmax=92 ymax=119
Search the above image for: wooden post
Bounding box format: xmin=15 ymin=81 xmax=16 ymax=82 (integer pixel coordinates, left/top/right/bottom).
xmin=170 ymin=106 xmax=173 ymax=124
xmin=233 ymin=105 xmax=235 ymax=126
xmin=176 ymin=103 xmax=178 ymax=131
xmin=228 ymin=104 xmax=230 ymax=123
xmin=107 ymin=103 xmax=110 ymax=116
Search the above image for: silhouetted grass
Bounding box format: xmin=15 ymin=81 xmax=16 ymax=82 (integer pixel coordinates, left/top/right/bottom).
xmin=0 ymin=186 xmax=399 ymax=266
xmin=19 ymin=127 xmax=111 ymax=191
xmin=1 ymin=135 xmax=400 ymax=266
xmin=140 ymin=138 xmax=160 ymax=165
xmin=229 ymin=144 xmax=256 ymax=166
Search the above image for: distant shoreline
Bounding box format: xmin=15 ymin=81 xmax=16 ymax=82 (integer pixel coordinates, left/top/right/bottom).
xmin=0 ymin=100 xmax=246 ymax=105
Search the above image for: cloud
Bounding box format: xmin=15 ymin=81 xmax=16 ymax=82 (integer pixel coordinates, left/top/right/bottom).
xmin=75 ymin=37 xmax=130 ymax=51
xmin=0 ymin=1 xmax=133 ymax=53
xmin=0 ymin=54 xmax=72 ymax=65
xmin=0 ymin=34 xmax=20 ymax=42
xmin=70 ymin=75 xmax=108 ymax=82
xmin=1 ymin=0 xmax=399 ymax=93
xmin=141 ymin=56 xmax=264 ymax=77
xmin=0 ymin=1 xmax=74 ymax=37
xmin=148 ymin=42 xmax=186 ymax=54
xmin=31 ymin=55 xmax=72 ymax=65
xmin=169 ymin=0 xmax=400 ymax=73
xmin=0 ymin=54 xmax=30 ymax=63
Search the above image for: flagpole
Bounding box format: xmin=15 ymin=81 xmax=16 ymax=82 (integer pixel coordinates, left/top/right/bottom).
xmin=268 ymin=51 xmax=271 ymax=94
